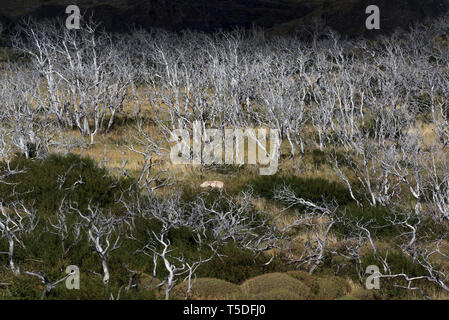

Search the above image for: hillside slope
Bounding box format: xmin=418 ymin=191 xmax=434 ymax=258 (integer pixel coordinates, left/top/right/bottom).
xmin=0 ymin=0 xmax=448 ymax=37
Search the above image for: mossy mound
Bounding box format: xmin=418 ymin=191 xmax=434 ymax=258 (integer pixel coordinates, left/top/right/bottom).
xmin=173 ymin=278 xmax=242 ymax=300
xmin=286 ymin=270 xmax=351 ymax=299
xmin=246 ymin=175 xmax=353 ymax=206
xmin=349 ymin=287 xmax=378 ymax=300
xmin=315 ymin=276 xmax=352 ymax=299
xmin=240 ymin=272 xmax=311 ymax=299
xmin=251 ymin=288 xmax=303 ymax=300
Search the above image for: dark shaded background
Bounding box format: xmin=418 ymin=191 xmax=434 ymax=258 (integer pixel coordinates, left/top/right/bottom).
xmin=0 ymin=0 xmax=448 ymax=37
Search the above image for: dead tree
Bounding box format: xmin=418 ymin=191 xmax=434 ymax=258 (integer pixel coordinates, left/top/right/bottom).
xmin=141 ymin=226 xmax=214 ymax=300
xmin=13 ymin=18 xmax=133 ymax=144
xmin=47 ymin=200 xmax=81 ymax=258
xmin=274 ymin=185 xmax=340 ymax=274
xmin=69 ymin=203 xmax=123 ymax=284
xmin=0 ymin=202 xmax=38 ymax=275
xmin=0 ymin=65 xmax=55 ymax=158
xmin=24 ymin=270 xmax=71 ymax=300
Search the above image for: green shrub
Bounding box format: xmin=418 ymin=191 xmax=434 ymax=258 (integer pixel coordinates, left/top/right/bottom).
xmin=336 ymin=205 xmax=399 ymax=237
xmin=180 ymin=185 xmax=226 ymax=208
xmin=246 ymin=175 xmax=353 ymax=206
xmin=361 ymin=250 xmax=429 ymax=299
xmin=310 ymin=149 xmax=328 ymax=167
xmin=51 ymin=274 xmax=156 ymax=300
xmin=197 ymin=244 xmax=291 ymax=284
xmin=0 ymin=153 xmax=136 ymax=216
xmin=7 ymin=275 xmax=42 ymax=300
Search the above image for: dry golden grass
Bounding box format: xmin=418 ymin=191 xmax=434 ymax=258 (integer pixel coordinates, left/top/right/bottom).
xmin=168 ymin=272 xmax=364 ymax=300
xmin=2 ymin=57 xmax=449 ymax=300
xmin=173 ymin=278 xmax=243 ymax=300
xmin=240 ymin=272 xmax=311 ymax=299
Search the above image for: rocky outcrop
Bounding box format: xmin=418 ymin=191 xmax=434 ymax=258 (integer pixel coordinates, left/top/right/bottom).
xmin=200 ymin=181 xmax=224 ymax=189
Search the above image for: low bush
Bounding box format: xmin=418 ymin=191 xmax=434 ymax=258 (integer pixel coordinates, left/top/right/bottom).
xmin=0 ymin=153 xmax=136 ymax=216
xmin=336 ymin=205 xmax=399 ymax=237
xmin=361 ymin=250 xmax=430 ymax=299
xmin=246 ymin=175 xmax=353 ymax=206
xmin=308 ymin=149 xmax=328 ymax=168
xmin=197 ymin=244 xmax=291 ymax=284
